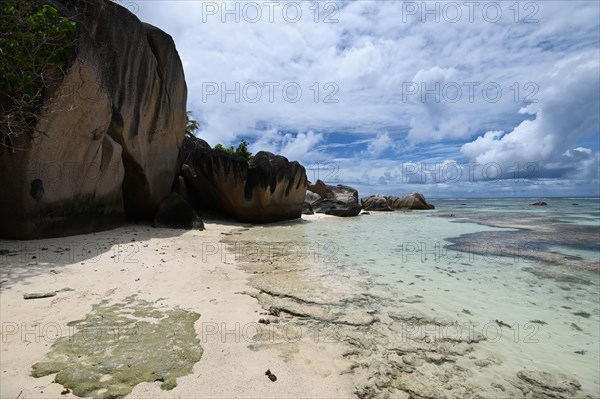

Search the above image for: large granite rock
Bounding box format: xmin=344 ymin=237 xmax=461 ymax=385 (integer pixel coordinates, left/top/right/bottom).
xmin=361 ymin=195 xmax=393 ymax=211
xmin=307 ymin=180 xmax=359 ymax=204
xmin=312 ymin=199 xmax=362 ymax=217
xmin=389 ymin=193 xmax=435 ymax=210
xmin=306 ymin=180 xmax=361 ymax=217
xmin=180 ymin=136 xmax=307 ymax=223
xmin=360 ymin=193 xmax=434 ymax=212
xmin=0 ymin=0 xmax=186 ymax=239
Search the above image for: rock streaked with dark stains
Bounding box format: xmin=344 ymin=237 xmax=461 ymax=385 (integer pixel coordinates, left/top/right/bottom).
xmin=180 ymin=136 xmax=307 ymax=223
xmin=0 ymin=0 xmax=186 ymax=239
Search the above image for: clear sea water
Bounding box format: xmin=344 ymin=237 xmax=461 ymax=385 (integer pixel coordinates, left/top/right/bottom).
xmin=237 ymin=198 xmax=600 ymax=397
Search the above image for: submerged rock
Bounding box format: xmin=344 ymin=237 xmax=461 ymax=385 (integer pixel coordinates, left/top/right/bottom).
xmin=516 ymin=370 xmax=582 ymax=398
xmin=531 ymin=201 xmax=548 ymax=206
xmin=180 ymin=136 xmax=307 ymax=223
xmin=0 ymin=0 xmax=186 ymax=239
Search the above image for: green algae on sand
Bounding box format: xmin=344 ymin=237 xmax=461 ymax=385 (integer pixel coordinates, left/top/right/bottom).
xmin=31 ymin=296 xmax=203 ymax=399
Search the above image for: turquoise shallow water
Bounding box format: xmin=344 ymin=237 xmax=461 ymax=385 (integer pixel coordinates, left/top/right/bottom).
xmin=239 ymin=198 xmax=600 ymax=397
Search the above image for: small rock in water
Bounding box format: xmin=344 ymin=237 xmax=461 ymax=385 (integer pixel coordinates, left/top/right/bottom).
xmin=574 ymin=350 xmax=587 ymax=355
xmin=529 ymin=320 xmax=548 ymax=325
xmin=570 ymin=323 xmax=583 ymax=332
xmin=475 ymin=359 xmax=492 ymax=367
xmin=573 ymin=311 xmax=591 ymax=318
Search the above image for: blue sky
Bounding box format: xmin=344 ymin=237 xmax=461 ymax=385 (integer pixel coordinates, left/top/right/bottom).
xmin=133 ymin=0 xmax=600 ymax=198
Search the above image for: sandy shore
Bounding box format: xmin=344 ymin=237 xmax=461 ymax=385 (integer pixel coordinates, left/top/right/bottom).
xmin=0 ymin=221 xmax=354 ymax=399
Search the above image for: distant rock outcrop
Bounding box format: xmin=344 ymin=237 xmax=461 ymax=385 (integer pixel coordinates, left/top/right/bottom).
xmin=312 ymin=199 xmax=362 ymax=217
xmin=530 ymin=201 xmax=548 ymax=206
xmin=361 ymin=195 xmax=393 ymax=211
xmin=389 ymin=193 xmax=435 ymax=210
xmin=306 ymin=180 xmax=361 ymax=217
xmin=361 ymin=193 xmax=435 ymax=211
xmin=180 ymin=136 xmax=307 ymax=223
xmin=0 ymin=0 xmax=186 ymax=239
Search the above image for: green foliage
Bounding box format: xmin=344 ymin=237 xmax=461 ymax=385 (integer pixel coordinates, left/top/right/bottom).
xmin=214 ymin=140 xmax=254 ymax=161
xmin=185 ymin=111 xmax=199 ymax=137
xmin=0 ymin=0 xmax=77 ymax=147
xmin=1 ymin=1 xmax=76 ymax=97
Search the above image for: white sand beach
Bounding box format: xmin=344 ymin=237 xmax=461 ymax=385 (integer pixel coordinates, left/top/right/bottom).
xmin=0 ymin=222 xmax=354 ymax=399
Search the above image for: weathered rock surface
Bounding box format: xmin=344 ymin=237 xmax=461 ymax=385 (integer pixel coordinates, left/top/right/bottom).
xmin=180 ymin=136 xmax=307 ymax=223
xmin=361 ymin=193 xmax=434 ymax=211
xmin=0 ymin=0 xmax=186 ymax=239
xmin=305 ymin=190 xmax=321 ymax=205
xmin=388 ymin=193 xmax=435 ymax=210
xmin=361 ymin=195 xmax=393 ymax=211
xmin=306 ymin=180 xmax=361 ymax=217
xmin=312 ymin=199 xmax=362 ymax=217
xmin=153 ymin=193 xmax=203 ymax=230
xmin=308 ymin=180 xmax=359 ymax=204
